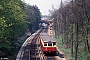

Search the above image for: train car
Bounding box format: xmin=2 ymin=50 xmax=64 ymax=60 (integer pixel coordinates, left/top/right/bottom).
xmin=40 ymin=33 xmax=56 ymax=53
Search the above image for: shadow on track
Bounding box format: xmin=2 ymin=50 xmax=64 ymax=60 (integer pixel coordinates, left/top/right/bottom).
xmin=44 ymin=50 xmax=64 ymax=58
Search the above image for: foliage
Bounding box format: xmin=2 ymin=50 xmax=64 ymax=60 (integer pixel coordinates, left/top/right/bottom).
xmin=26 ymin=5 xmax=41 ymax=33
xmin=0 ymin=0 xmax=26 ymax=56
xmin=51 ymin=0 xmax=90 ymax=60
xmin=0 ymin=0 xmax=41 ymax=59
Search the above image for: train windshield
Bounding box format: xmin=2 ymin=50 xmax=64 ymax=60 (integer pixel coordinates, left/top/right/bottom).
xmin=53 ymin=42 xmax=56 ymax=46
xmin=48 ymin=41 xmax=52 ymax=46
xmin=44 ymin=42 xmax=47 ymax=46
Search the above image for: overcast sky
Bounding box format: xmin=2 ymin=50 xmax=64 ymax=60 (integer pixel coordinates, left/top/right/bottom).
xmin=23 ymin=0 xmax=70 ymax=15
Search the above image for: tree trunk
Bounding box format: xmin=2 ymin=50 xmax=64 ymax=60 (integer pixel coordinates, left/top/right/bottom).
xmin=75 ymin=23 xmax=78 ymax=60
xmin=71 ymin=24 xmax=74 ymax=58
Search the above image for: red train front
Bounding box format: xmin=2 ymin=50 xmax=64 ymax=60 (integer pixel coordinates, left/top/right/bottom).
xmin=40 ymin=33 xmax=56 ymax=53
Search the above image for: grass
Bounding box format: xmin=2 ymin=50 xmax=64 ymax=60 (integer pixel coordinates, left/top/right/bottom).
xmin=53 ymin=35 xmax=89 ymax=60
xmin=54 ymin=36 xmax=73 ymax=60
xmin=52 ymin=30 xmax=89 ymax=60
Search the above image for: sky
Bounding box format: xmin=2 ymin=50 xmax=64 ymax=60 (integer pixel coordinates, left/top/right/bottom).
xmin=23 ymin=0 xmax=70 ymax=15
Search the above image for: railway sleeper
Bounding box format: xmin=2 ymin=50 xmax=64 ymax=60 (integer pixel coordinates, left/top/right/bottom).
xmin=30 ymin=57 xmax=40 ymax=60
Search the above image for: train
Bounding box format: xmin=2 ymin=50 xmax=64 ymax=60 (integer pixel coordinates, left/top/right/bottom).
xmin=40 ymin=33 xmax=57 ymax=53
xmin=41 ymin=23 xmax=48 ymax=29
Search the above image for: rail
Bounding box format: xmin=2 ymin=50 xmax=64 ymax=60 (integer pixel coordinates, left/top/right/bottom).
xmin=16 ymin=29 xmax=41 ymax=60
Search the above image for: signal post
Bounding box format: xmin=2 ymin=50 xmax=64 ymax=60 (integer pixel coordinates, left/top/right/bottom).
xmin=48 ymin=18 xmax=54 ymax=37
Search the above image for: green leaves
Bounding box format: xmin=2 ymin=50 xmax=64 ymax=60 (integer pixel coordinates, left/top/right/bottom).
xmin=0 ymin=0 xmax=41 ymax=57
xmin=0 ymin=0 xmax=26 ymax=56
xmin=26 ymin=5 xmax=41 ymax=33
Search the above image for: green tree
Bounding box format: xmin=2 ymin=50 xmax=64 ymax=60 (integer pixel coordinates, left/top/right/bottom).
xmin=26 ymin=5 xmax=41 ymax=33
xmin=0 ymin=0 xmax=26 ymax=56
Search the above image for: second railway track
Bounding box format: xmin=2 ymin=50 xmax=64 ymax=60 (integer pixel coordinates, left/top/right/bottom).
xmin=21 ymin=29 xmax=46 ymax=60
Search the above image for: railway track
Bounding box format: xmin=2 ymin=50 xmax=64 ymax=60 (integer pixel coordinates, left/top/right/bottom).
xmin=22 ymin=32 xmax=43 ymax=60
xmin=16 ymin=29 xmax=46 ymax=60
xmin=16 ymin=29 xmax=67 ymax=60
xmin=29 ymin=33 xmax=41 ymax=60
xmin=45 ymin=51 xmax=65 ymax=60
xmin=46 ymin=56 xmax=55 ymax=60
xmin=41 ymin=28 xmax=48 ymax=33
